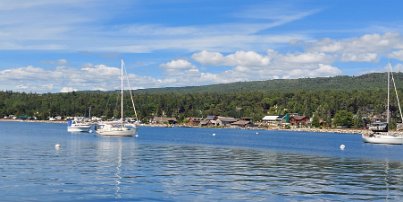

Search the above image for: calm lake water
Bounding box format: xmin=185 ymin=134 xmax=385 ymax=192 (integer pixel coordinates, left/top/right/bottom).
xmin=1 ymin=122 xmax=403 ymax=201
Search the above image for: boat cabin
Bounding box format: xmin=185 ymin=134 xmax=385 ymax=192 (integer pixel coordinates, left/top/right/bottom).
xmin=369 ymin=121 xmax=388 ymax=132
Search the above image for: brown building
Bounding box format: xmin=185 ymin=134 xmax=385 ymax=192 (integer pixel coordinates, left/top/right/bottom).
xmin=216 ymin=116 xmax=238 ymax=126
xmin=290 ymin=115 xmax=310 ymax=128
xmin=152 ymin=116 xmax=177 ymax=124
xmin=231 ymin=120 xmax=254 ymax=128
xmin=186 ymin=117 xmax=202 ymax=126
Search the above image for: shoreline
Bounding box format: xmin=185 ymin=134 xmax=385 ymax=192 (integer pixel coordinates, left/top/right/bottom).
xmin=0 ymin=119 xmax=65 ymax=124
xmin=0 ymin=119 xmax=366 ymax=134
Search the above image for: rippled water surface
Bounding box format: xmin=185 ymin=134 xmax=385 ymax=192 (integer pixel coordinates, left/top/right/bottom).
xmin=1 ymin=122 xmax=403 ymax=201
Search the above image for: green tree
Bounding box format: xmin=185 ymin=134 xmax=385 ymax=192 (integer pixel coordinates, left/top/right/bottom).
xmin=333 ymin=110 xmax=353 ymax=128
xmin=352 ymin=114 xmax=364 ymax=128
xmin=311 ymin=112 xmax=320 ymax=128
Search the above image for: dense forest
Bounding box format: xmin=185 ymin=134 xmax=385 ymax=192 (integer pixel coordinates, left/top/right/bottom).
xmin=1 ymin=72 xmax=403 ymax=128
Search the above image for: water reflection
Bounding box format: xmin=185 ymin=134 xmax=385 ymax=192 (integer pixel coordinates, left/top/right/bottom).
xmin=95 ymin=138 xmax=136 ymax=200
xmin=114 ymin=140 xmax=122 ymax=199
xmin=1 ymin=122 xmax=403 ymax=201
xmin=127 ymin=144 xmax=403 ymax=201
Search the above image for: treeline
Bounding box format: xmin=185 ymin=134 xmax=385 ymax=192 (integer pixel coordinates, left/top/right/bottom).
xmin=1 ymin=72 xmax=403 ymax=128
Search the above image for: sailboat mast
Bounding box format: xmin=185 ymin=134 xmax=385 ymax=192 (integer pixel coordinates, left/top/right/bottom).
xmin=387 ymin=64 xmax=390 ymax=124
xmin=391 ymin=71 xmax=403 ymax=123
xmin=121 ymin=60 xmax=124 ymax=125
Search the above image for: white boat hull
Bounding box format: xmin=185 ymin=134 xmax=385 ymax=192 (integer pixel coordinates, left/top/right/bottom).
xmin=96 ymin=124 xmax=137 ymax=137
xmin=67 ymin=125 xmax=92 ymax=132
xmin=362 ymin=133 xmax=403 ymax=145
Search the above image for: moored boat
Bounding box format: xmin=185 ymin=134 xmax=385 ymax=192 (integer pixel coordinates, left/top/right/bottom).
xmin=95 ymin=60 xmax=137 ymax=137
xmin=67 ymin=119 xmax=92 ymax=132
xmin=362 ymin=64 xmax=403 ymax=145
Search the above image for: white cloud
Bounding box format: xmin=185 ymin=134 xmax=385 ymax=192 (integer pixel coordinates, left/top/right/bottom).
xmin=389 ymin=50 xmax=403 ymax=61
xmin=57 ymin=59 xmax=68 ymax=66
xmin=60 ymin=87 xmax=77 ymax=93
xmin=312 ymin=38 xmax=342 ymax=52
xmin=226 ymin=51 xmax=270 ymax=67
xmin=341 ymin=53 xmax=378 ymax=62
xmin=393 ymin=63 xmax=403 ymax=72
xmin=309 ymin=32 xmax=403 ymax=62
xmin=192 ymin=51 xmax=225 ymax=65
xmin=0 ymin=63 xmax=158 ymax=92
xmin=193 ymin=50 xmax=270 ymax=67
xmin=281 ymin=52 xmax=330 ymax=64
xmin=160 ymin=59 xmax=195 ymax=70
xmin=81 ymin=64 xmax=120 ymax=76
xmin=160 ymin=49 xmax=342 ymax=87
xmin=315 ymin=64 xmax=342 ymax=76
xmin=4 ymin=31 xmax=403 ymax=92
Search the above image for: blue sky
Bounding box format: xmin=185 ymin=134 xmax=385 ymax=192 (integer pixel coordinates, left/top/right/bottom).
xmin=1 ymin=0 xmax=403 ymax=93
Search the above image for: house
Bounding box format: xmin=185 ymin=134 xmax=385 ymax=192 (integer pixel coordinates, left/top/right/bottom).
xmin=152 ymin=116 xmax=177 ymax=124
xmin=200 ymin=115 xmax=218 ymax=127
xmin=241 ymin=117 xmax=253 ymax=122
xmin=200 ymin=119 xmax=210 ymax=126
xmin=290 ymin=115 xmax=310 ymax=128
xmin=263 ymin=115 xmax=279 ymax=122
xmin=262 ymin=115 xmax=282 ymax=127
xmin=206 ymin=115 xmax=217 ymax=121
xmin=216 ymin=116 xmax=238 ymax=126
xmin=186 ymin=117 xmax=202 ymax=126
xmin=231 ymin=120 xmax=253 ymax=128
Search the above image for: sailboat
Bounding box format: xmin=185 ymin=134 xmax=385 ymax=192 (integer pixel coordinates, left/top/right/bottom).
xmin=96 ymin=60 xmax=137 ymax=137
xmin=67 ymin=108 xmax=93 ymax=133
xmin=362 ymin=64 xmax=403 ymax=144
xmin=67 ymin=118 xmax=92 ymax=132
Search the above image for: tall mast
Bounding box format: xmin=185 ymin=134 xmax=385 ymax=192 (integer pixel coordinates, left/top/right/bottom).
xmin=387 ymin=63 xmax=390 ymax=124
xmin=121 ymin=59 xmax=124 ymax=125
xmin=124 ymin=67 xmax=139 ymax=121
xmin=391 ymin=70 xmax=403 ymax=123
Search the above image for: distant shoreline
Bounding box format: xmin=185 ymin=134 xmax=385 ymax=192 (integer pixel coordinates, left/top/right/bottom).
xmin=0 ymin=118 xmax=365 ymax=134
xmin=0 ymin=119 xmax=65 ymax=124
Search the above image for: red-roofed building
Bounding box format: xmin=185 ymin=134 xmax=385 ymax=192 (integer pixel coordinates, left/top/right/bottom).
xmin=290 ymin=115 xmax=310 ymax=128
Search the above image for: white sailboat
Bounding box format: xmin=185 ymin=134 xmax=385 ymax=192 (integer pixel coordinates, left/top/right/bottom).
xmin=362 ymin=64 xmax=403 ymax=144
xmin=67 ymin=118 xmax=92 ymax=132
xmin=96 ymin=60 xmax=137 ymax=137
xmin=67 ymin=108 xmax=93 ymax=133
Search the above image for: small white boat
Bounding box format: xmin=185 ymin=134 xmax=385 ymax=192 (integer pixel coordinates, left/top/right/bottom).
xmin=96 ymin=60 xmax=137 ymax=137
xmin=67 ymin=119 xmax=92 ymax=132
xmin=362 ymin=64 xmax=403 ymax=145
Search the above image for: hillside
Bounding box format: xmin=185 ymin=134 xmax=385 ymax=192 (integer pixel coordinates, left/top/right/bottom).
xmin=135 ymin=73 xmax=401 ymax=94
xmin=1 ymin=72 xmax=403 ymax=129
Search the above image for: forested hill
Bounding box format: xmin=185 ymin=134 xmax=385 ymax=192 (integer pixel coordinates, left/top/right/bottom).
xmin=137 ymin=72 xmax=401 ymax=94
xmin=2 ymin=72 xmax=403 ymax=129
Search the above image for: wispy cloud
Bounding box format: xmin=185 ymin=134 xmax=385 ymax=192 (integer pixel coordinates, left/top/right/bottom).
xmin=0 ymin=1 xmax=317 ymax=53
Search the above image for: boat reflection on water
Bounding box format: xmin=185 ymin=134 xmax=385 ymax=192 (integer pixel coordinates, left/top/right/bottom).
xmin=114 ymin=140 xmax=122 ymax=199
xmin=95 ymin=138 xmax=137 ymax=200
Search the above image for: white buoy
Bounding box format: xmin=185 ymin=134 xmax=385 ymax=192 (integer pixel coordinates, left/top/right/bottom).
xmin=55 ymin=144 xmax=61 ymax=150
xmin=135 ymin=134 xmax=139 ymax=138
xmin=256 ymin=132 xmax=259 ymax=135
xmin=339 ymin=144 xmax=345 ymax=150
xmin=89 ymin=129 xmax=93 ymax=133
xmin=212 ymin=133 xmax=216 ymax=136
